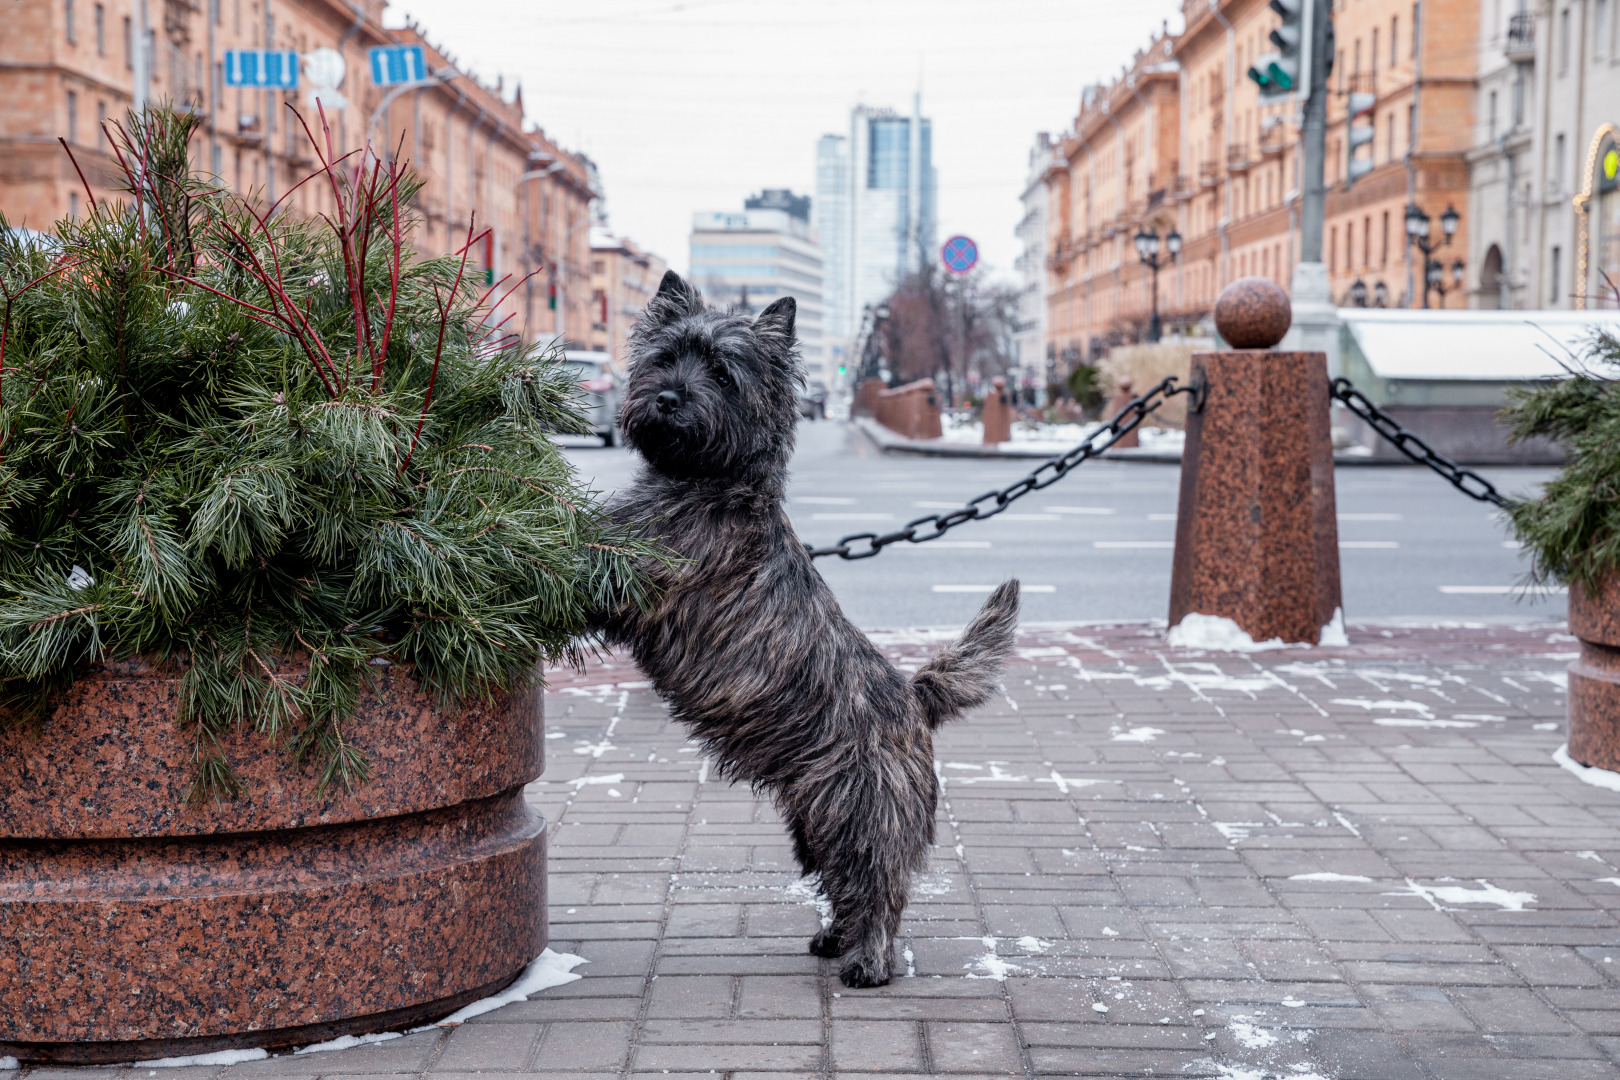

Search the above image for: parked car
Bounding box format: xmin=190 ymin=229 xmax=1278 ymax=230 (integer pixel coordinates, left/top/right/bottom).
xmin=562 ymin=350 xmax=622 ymax=446
xmin=797 ymin=380 xmax=828 ymax=420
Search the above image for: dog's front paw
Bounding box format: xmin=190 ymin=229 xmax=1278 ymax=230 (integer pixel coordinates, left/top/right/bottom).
xmin=808 ymin=927 xmax=843 ymax=958
xmin=838 ymin=949 xmax=892 ymax=988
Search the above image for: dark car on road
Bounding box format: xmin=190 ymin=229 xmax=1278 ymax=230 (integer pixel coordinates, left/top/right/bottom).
xmin=797 ymin=380 xmax=828 ymax=420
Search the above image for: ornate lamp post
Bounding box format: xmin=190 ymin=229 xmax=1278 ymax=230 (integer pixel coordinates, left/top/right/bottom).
xmin=1405 ymin=203 xmax=1463 ymax=308
xmin=1134 ymin=225 xmax=1182 ymax=342
xmin=1349 ymin=279 xmax=1369 ymax=307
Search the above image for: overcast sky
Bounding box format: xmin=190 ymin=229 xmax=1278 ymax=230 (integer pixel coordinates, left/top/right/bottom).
xmin=382 ymin=0 xmax=1185 ymax=279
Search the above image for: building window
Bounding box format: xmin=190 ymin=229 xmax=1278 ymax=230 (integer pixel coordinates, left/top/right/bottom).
xmin=1488 ymin=90 xmax=1498 ymax=141
xmin=96 ymin=99 xmax=105 ymax=136
xmin=1381 ymin=210 xmax=1390 ymax=265
xmin=1601 ymin=0 xmax=1612 ymax=59
xmin=1330 ymin=226 xmax=1338 ymax=271
xmin=123 ymin=15 xmax=132 ymax=68
xmin=1392 ymin=16 xmax=1399 ymax=65
xmin=65 ymin=0 xmax=75 ymax=43
xmin=1363 ymin=215 xmax=1371 ymax=266
xmin=1555 ymin=132 xmax=1567 ymax=193
xmin=1560 ymin=7 xmax=1572 ymax=74
xmin=1412 ymin=4 xmax=1421 ymax=59
xmin=66 ymin=90 xmax=77 ymax=145
xmin=1347 ymin=221 xmax=1355 ymax=269
xmin=1372 ymin=28 xmax=1380 ymax=81
xmin=69 ymin=191 xmax=79 ymax=219
xmin=1551 ymin=246 xmax=1563 ymax=302
xmin=94 ymin=3 xmax=103 ymax=54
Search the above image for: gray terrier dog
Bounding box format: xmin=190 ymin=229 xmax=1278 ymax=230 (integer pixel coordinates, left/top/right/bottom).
xmin=601 ymin=270 xmax=1020 ymax=987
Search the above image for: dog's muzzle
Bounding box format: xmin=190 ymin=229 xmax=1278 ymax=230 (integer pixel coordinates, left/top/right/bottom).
xmin=656 ymin=389 xmax=683 ymax=414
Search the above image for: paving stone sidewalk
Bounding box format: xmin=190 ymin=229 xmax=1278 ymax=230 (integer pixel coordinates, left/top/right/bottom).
xmin=22 ymin=620 xmax=1620 ymax=1080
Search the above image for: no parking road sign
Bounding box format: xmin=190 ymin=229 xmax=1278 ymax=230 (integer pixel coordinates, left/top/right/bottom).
xmin=941 ymin=235 xmax=978 ymax=274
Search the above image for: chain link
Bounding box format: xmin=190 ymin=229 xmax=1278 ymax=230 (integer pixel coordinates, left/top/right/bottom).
xmin=807 ymin=376 xmax=1198 ymax=560
xmin=1329 ymin=377 xmax=1512 ymax=508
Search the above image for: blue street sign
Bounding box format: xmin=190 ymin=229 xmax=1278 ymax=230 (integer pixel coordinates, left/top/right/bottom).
xmin=223 ymin=49 xmax=300 ymax=89
xmin=941 ymin=235 xmax=978 ymax=274
xmin=369 ymin=45 xmax=428 ymax=86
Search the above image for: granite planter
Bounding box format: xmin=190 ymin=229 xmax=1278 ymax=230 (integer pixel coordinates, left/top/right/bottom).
xmin=1569 ymin=576 xmax=1620 ymax=771
xmin=0 ymin=658 xmax=547 ymax=1064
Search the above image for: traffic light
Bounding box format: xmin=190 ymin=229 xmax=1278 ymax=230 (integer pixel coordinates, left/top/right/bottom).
xmin=1249 ymin=0 xmax=1308 ymax=100
xmin=1346 ymin=91 xmax=1376 ymax=186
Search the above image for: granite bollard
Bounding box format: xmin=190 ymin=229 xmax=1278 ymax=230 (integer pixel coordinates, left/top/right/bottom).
xmin=1568 ymin=577 xmax=1620 ymax=770
xmin=0 ymin=660 xmax=547 ymax=1063
xmin=982 ymin=376 xmax=1013 ymax=445
xmin=1168 ymin=277 xmax=1343 ymax=645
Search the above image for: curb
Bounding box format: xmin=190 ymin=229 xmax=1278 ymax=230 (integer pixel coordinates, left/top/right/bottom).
xmin=850 ymin=418 xmax=1433 ymax=467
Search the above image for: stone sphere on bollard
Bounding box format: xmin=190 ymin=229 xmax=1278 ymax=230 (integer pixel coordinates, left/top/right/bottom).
xmin=1214 ymin=277 xmax=1292 ymax=350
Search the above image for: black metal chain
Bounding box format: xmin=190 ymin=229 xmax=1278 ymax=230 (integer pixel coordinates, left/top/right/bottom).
xmin=806 ymin=376 xmax=1200 ymax=560
xmin=1330 ymin=377 xmax=1512 ymax=508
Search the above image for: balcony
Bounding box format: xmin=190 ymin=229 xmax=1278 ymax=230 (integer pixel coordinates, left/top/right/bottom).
xmin=1226 ymin=143 xmax=1253 ymax=172
xmin=1199 ymin=160 xmax=1222 ymax=187
xmin=1506 ymin=13 xmax=1535 ymax=64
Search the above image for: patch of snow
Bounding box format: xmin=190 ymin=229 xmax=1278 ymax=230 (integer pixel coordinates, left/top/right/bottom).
xmin=1597 ymin=877 xmax=1620 ymax=889
xmin=1394 ymin=878 xmax=1537 ymax=912
xmin=1288 ymin=872 xmax=1374 ymax=883
xmin=1112 ymin=726 xmax=1167 ymax=743
xmin=1101 ymin=926 xmax=1119 ymax=936
xmin=965 ymin=939 xmax=1019 ymax=980
xmin=0 ymin=1058 xmax=15 ymax=1072
xmin=136 ymin=1049 xmax=269 ymax=1068
xmin=433 ymin=949 xmax=587 ymax=1025
xmin=1330 ymin=698 xmax=1434 ymax=715
xmin=66 ymin=564 xmax=94 ymax=590
xmin=1317 ymin=608 xmax=1349 ymax=647
xmin=1229 ymin=1019 xmax=1279 ymax=1049
xmin=1373 ymin=717 xmax=1478 ymax=728
xmin=1214 ymin=822 xmax=1265 ymax=843
xmin=293 ymin=1031 xmax=403 ymax=1055
xmin=1016 ymin=936 xmax=1050 ymax=954
xmin=903 ymin=946 xmax=916 ymax=977
xmin=569 ymin=773 xmax=625 ymax=788
xmin=956 ymin=763 xmax=1031 ymax=784
xmin=1167 ymin=613 xmax=1289 ymax=652
xmin=1091 ymin=1002 xmax=1110 ymax=1013
xmin=1555 ymin=744 xmax=1620 ymax=793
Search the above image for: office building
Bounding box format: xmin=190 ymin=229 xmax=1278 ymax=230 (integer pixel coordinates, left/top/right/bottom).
xmin=688 ymin=192 xmax=828 ymax=382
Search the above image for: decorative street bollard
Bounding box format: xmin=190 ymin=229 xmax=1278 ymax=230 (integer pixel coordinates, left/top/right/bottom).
xmin=1168 ymin=278 xmax=1344 ymax=646
xmin=1568 ymin=577 xmax=1620 ymax=770
xmin=982 ymin=376 xmax=1013 ymax=445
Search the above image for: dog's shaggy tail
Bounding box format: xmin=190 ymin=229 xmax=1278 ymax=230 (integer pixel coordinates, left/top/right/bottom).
xmin=911 ymin=579 xmax=1020 ymax=728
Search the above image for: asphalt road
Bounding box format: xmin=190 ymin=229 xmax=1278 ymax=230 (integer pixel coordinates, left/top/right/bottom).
xmin=558 ymin=419 xmax=1562 ymax=630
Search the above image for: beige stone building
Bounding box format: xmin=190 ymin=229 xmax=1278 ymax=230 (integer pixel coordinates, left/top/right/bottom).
xmin=589 ymin=227 xmax=667 ymax=367
xmin=1044 ymin=0 xmax=1483 ymax=361
xmin=0 ymin=0 xmax=600 ymax=345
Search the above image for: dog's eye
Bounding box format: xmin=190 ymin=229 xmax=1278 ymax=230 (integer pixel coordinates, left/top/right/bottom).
xmin=715 ymin=369 xmax=732 ymax=388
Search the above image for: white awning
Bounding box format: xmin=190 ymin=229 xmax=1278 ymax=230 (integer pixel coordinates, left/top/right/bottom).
xmin=1338 ymin=308 xmax=1620 ymax=380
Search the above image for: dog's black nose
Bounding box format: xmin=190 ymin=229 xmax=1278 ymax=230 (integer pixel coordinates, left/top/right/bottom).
xmin=656 ymin=389 xmax=682 ymax=413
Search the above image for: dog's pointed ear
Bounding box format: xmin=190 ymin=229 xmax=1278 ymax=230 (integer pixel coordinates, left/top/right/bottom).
xmin=646 ymin=270 xmax=703 ymax=323
xmin=755 ymin=295 xmax=796 ymax=341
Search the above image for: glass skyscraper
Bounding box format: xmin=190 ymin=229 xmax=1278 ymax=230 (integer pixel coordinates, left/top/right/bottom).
xmin=814 ymin=98 xmax=938 ymax=352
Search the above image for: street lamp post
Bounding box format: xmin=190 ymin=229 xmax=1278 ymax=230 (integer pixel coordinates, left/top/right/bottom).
xmin=1134 ymin=225 xmax=1182 ymax=342
xmin=1405 ymin=203 xmax=1463 ymax=309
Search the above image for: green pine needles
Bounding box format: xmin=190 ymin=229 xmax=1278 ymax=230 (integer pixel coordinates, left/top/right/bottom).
xmin=1504 ymin=327 xmax=1620 ymax=598
xmin=0 ymin=107 xmax=658 ymax=800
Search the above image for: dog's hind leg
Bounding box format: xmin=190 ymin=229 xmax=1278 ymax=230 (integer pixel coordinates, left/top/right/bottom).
xmin=784 ymin=807 xmax=847 ymax=958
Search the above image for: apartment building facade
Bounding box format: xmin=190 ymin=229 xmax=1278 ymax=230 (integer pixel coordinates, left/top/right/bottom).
xmin=589 ymin=226 xmax=667 ymax=367
xmin=1468 ymin=0 xmax=1620 ymax=310
xmin=1043 ymin=0 xmax=1481 ymax=361
xmin=0 ymin=0 xmax=599 ymax=344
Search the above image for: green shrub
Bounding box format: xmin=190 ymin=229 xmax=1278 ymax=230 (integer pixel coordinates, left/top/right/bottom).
xmin=1503 ymin=331 xmax=1620 ymax=597
xmin=0 ymin=108 xmax=658 ymax=798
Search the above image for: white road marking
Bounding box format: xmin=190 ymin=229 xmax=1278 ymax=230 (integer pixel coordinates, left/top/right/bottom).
xmin=793 ymin=496 xmax=856 ymax=505
xmin=933 ymin=584 xmax=1056 ymax=593
xmin=914 ymin=501 xmax=964 ymax=509
xmin=1094 ymin=540 xmax=1175 ymax=549
xmin=1439 ymin=585 xmax=1568 ymax=595
xmin=1044 ymin=506 xmax=1117 ymax=515
xmin=1340 ymin=540 xmax=1400 ymax=549
xmin=811 ymin=512 xmax=892 ymax=521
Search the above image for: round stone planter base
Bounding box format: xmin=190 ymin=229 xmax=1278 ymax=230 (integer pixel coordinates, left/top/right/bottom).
xmin=0 ymin=968 xmax=525 ymax=1066
xmin=1569 ymin=641 xmax=1620 ymax=771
